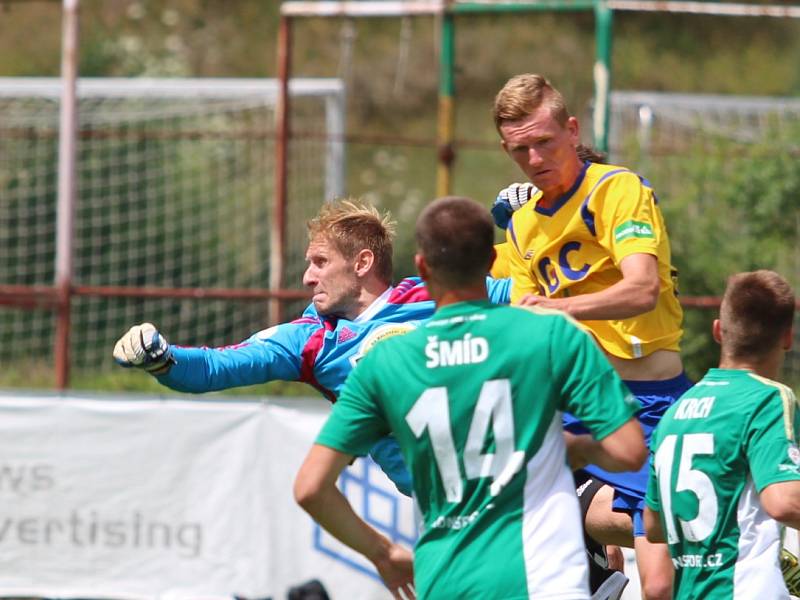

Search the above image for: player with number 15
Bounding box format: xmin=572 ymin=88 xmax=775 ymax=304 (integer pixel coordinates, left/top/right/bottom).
xmin=645 ymin=270 xmax=800 ymax=599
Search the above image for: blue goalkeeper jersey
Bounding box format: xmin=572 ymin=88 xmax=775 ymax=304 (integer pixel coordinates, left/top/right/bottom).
xmin=156 ymin=276 xmax=511 ymax=495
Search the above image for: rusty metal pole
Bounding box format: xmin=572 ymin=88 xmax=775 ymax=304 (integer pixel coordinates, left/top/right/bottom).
xmin=271 ymin=15 xmax=292 ymax=325
xmin=436 ymin=5 xmax=456 ymax=197
xmin=55 ymin=0 xmax=79 ymax=389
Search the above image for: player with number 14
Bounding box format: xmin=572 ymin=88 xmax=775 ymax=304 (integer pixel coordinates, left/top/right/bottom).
xmin=295 ymin=196 xmax=647 ymax=599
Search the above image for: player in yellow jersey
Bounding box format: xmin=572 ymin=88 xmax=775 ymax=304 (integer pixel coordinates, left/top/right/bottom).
xmin=492 ymin=74 xmax=691 ymax=600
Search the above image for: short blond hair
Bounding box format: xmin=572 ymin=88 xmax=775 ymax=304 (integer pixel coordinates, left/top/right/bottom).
xmin=307 ymin=199 xmax=396 ymax=283
xmin=492 ymin=73 xmax=570 ymax=132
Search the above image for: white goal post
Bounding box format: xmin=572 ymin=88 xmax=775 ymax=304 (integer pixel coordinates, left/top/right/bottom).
xmin=0 ymin=77 xmax=346 ymax=202
xmin=0 ymin=77 xmax=345 ymax=372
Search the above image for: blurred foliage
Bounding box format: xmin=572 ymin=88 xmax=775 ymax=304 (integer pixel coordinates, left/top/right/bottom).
xmin=623 ymin=121 xmax=800 ymax=381
xmin=1 ymin=3 xmax=797 ymax=104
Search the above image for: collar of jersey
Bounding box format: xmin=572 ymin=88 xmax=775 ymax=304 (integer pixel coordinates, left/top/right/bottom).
xmin=428 ymin=299 xmax=493 ymax=322
xmin=706 ymin=367 xmax=753 ymax=378
xmin=534 ymin=160 xmax=590 ymax=216
xmin=353 ymin=285 xmax=393 ymax=323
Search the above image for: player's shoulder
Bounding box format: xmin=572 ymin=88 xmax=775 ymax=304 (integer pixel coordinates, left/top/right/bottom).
xmin=513 ymin=304 xmax=583 ymax=330
xmin=694 ymin=369 xmax=793 ymax=400
xmin=588 ymin=161 xmax=636 ymax=178
xmin=476 ymin=304 xmax=586 ymax=347
xmin=585 ymin=161 xmax=645 ymax=193
xmin=349 ymin=322 xmax=422 ymax=373
xmin=249 ymin=316 xmax=325 ymax=342
xmin=387 ymin=277 xmax=432 ymax=305
xmin=665 ymin=370 xmax=794 ymax=424
xmin=741 ymin=373 xmax=798 ymax=412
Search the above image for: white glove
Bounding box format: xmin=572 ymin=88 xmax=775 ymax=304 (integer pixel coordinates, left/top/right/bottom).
xmin=113 ymin=323 xmax=174 ymax=373
xmin=492 ymin=182 xmax=539 ymax=229
xmin=499 ymin=182 xmax=538 ymax=211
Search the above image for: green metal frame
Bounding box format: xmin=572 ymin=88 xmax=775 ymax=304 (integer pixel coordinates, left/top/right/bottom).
xmin=280 ymin=0 xmax=800 ymax=195
xmin=436 ymin=0 xmax=614 ymax=195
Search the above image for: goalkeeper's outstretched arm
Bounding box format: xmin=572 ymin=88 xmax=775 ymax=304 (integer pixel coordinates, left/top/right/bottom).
xmin=112 ymin=322 xmax=306 ymax=394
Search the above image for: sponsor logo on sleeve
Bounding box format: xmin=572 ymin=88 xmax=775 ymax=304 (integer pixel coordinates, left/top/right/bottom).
xmin=614 ymin=220 xmax=655 ymax=243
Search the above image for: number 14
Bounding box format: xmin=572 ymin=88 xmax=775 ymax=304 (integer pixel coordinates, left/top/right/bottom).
xmin=405 ymin=379 xmax=525 ymax=503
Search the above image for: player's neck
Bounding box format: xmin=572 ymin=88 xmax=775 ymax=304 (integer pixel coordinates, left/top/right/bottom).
xmin=718 ymin=349 xmax=785 ymax=381
xmin=431 ymin=283 xmax=488 ymax=308
xmin=538 ymin=155 xmax=584 ymax=208
xmin=348 ymin=279 xmax=391 ymax=320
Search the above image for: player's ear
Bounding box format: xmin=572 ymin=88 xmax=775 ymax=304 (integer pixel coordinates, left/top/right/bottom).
xmin=566 ymin=116 xmax=580 ymax=144
xmin=712 ymin=319 xmax=722 ymax=345
xmin=783 ymin=326 xmax=794 ymax=352
xmin=415 ymin=254 xmax=429 ymax=282
xmin=353 ymin=249 xmax=374 ymax=278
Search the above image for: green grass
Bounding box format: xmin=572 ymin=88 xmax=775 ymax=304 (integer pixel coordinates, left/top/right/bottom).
xmin=0 ymin=359 xmax=322 ymax=399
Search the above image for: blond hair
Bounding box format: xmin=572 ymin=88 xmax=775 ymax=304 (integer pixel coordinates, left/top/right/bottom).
xmin=492 ymin=73 xmax=570 ymax=132
xmin=308 ymin=199 xmax=396 ymax=283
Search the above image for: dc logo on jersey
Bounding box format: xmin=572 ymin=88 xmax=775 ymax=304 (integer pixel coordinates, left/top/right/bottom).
xmin=350 ymin=323 xmax=417 ymax=366
xmin=537 ymin=241 xmax=591 ymax=293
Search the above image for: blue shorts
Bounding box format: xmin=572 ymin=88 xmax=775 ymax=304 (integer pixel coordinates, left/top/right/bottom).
xmin=564 ymin=371 xmax=693 ymax=536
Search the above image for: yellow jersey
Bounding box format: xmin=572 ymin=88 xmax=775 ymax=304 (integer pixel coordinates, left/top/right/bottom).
xmin=490 ymin=242 xmax=513 ymax=279
xmin=506 ymin=162 xmax=683 ymax=359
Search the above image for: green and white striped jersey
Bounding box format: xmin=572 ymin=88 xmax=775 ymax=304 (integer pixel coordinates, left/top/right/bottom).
xmin=317 ymin=300 xmax=638 ymax=599
xmin=646 ymin=368 xmax=800 ymax=599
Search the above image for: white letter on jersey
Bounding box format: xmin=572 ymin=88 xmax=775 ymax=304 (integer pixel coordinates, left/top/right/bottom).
xmin=424 ymin=334 xmax=490 ymax=369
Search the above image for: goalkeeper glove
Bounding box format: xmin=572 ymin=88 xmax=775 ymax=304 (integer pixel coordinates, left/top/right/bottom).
xmin=491 ymin=182 xmax=539 ymax=229
xmin=782 ymin=548 xmax=800 ymax=596
xmin=113 ymin=322 xmax=175 ymax=374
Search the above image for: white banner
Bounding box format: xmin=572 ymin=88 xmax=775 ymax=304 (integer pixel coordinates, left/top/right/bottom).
xmin=0 ymin=392 xmax=416 ymax=599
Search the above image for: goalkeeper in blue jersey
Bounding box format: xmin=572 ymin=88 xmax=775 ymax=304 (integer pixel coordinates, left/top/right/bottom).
xmin=113 ymin=199 xmax=511 ymax=496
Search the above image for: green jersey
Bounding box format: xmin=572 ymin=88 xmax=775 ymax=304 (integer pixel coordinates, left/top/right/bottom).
xmin=646 ymin=368 xmax=800 ymax=599
xmin=317 ymin=300 xmax=638 ymax=599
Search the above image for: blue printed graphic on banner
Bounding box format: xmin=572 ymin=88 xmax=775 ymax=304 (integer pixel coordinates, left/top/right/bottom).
xmin=312 ymin=456 xmax=417 ymax=581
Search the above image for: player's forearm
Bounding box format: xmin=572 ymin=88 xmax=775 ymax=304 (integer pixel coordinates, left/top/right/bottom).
xmin=296 ymin=478 xmax=394 ymax=564
xmin=565 ymin=421 xmax=646 ymax=472
xmin=295 ymin=445 xmax=394 ymax=566
xmin=554 ymin=278 xmax=658 ymax=320
xmin=156 ymin=346 xmax=278 ymax=392
xmin=565 ymin=434 xmax=636 ymax=472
